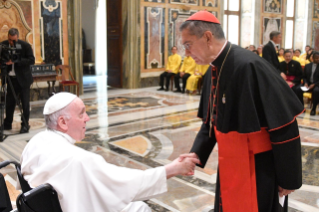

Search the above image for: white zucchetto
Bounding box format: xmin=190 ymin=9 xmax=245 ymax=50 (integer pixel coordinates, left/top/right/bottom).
xmin=43 ymin=92 xmax=77 ymax=115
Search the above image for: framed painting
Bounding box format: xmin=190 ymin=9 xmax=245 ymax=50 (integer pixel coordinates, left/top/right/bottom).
xmin=263 ymin=17 xmax=281 ymax=44
xmin=264 ymin=0 xmax=282 ymax=14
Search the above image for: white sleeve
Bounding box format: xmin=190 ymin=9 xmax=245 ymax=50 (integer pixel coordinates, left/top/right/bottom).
xmin=132 ymin=166 xmax=167 ymax=201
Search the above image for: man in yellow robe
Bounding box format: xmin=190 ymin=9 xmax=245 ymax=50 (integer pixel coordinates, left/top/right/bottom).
xmin=158 ymin=46 xmax=182 ymax=91
xmin=174 ymin=55 xmax=196 ymax=93
xmin=186 ymin=64 xmax=210 ymax=94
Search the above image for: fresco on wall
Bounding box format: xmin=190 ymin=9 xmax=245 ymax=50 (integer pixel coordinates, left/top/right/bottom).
xmin=144 ymin=0 xmax=164 ymax=2
xmin=314 ymin=0 xmax=319 ymax=18
xmin=313 ymin=21 xmax=319 ymax=51
xmin=0 ymin=0 xmax=32 ymax=44
xmin=263 ymin=17 xmax=281 ymax=44
xmin=264 ymin=0 xmax=282 ymax=14
xmin=170 ymin=0 xmax=198 ymax=5
xmin=40 ymin=0 xmax=62 ymax=65
xmin=203 ymin=0 xmax=217 ymax=7
xmin=144 ymin=7 xmax=165 ymax=69
xmin=169 ymin=9 xmax=197 ymax=58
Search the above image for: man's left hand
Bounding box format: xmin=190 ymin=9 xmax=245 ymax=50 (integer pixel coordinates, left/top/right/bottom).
xmin=6 ymin=60 xmax=13 ymax=65
xmin=278 ymin=186 xmax=295 ymax=197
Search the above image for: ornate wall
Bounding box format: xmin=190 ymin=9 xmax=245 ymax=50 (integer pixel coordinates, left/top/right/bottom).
xmin=140 ymin=0 xmax=221 ymax=75
xmin=260 ymin=0 xmax=284 ymax=45
xmin=313 ymin=0 xmax=319 ymax=50
xmin=0 ymin=0 xmax=69 ymax=65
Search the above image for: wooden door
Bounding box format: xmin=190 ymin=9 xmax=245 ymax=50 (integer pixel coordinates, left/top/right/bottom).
xmin=107 ymin=0 xmax=122 ymax=88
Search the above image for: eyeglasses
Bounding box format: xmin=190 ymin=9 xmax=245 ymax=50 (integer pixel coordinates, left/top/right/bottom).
xmin=182 ymin=34 xmax=204 ymax=51
xmin=183 ymin=43 xmax=192 ymax=50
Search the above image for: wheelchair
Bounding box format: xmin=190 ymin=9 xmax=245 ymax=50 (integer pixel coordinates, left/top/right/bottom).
xmin=0 ymin=160 xmax=63 ymax=212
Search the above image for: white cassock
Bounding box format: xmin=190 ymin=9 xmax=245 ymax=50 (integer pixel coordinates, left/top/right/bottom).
xmin=19 ymin=130 xmax=167 ymax=212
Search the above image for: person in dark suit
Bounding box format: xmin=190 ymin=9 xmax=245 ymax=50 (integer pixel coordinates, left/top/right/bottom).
xmin=262 ymin=31 xmax=282 ymax=73
xmin=1 ymin=28 xmax=35 ymax=133
xmin=303 ymin=51 xmax=319 ymax=115
xmin=279 ymin=50 xmax=303 ymax=105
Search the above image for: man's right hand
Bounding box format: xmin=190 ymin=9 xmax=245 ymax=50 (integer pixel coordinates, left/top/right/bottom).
xmin=178 ymin=152 xmax=199 ymax=162
xmin=6 ymin=60 xmax=13 ymax=65
xmin=165 ymin=156 xmax=199 ymax=179
xmin=309 ymin=84 xmax=315 ymax=90
xmin=167 ymin=70 xmax=172 ymax=73
xmin=280 ymin=72 xmax=287 ymax=80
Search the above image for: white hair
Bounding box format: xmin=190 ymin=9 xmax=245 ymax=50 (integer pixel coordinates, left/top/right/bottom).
xmin=44 ymin=101 xmax=74 ymax=130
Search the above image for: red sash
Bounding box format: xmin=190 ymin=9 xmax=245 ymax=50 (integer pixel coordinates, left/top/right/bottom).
xmin=286 ymin=75 xmax=296 ymax=88
xmin=215 ymin=127 xmax=272 ymax=212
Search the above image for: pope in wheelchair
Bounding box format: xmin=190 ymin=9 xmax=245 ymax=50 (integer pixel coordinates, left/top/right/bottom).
xmin=16 ymin=92 xmax=198 ymax=212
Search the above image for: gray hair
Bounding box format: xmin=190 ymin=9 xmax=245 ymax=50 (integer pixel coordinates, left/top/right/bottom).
xmin=179 ymin=21 xmax=225 ymax=40
xmin=269 ymin=31 xmax=281 ymax=40
xmin=44 ymin=103 xmax=72 ymax=130
xmin=8 ymin=28 xmax=19 ymax=37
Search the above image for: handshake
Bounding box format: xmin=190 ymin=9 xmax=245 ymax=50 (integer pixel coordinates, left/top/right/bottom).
xmin=164 ymin=153 xmax=200 ymax=179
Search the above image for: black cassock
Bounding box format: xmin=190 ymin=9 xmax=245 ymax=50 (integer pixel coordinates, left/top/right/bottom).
xmin=191 ymin=42 xmax=303 ymax=212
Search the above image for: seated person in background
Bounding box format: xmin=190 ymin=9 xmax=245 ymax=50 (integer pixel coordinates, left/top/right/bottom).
xmin=279 ymin=50 xmax=303 ymax=105
xmin=293 ymin=49 xmax=301 ymax=61
xmin=257 ymin=45 xmax=263 ymax=57
xmin=301 ymin=45 xmax=311 ymax=60
xmin=303 ymin=52 xmax=319 ymax=115
xmin=185 ymin=64 xmax=210 ymax=94
xmin=306 ymin=49 xmax=314 ymax=65
xmin=19 ymin=92 xmax=199 ymax=212
xmin=252 ymin=50 xmax=259 ymax=55
xmin=174 ymin=53 xmax=196 ymax=93
xmin=278 ymin=48 xmax=285 ymax=62
xmin=158 ymin=46 xmax=181 ymax=91
xmin=293 ymin=49 xmax=306 ymax=67
xmin=248 ymin=45 xmax=256 ymax=51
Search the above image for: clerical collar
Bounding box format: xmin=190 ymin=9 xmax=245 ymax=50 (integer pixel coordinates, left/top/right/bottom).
xmin=210 ymin=41 xmax=230 ymax=67
xmin=48 ymin=129 xmax=76 ymax=145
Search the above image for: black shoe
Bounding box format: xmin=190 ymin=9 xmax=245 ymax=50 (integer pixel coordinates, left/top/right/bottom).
xmin=20 ymin=125 xmax=30 ymax=134
xmin=310 ymin=110 xmax=316 ymax=116
xmin=157 ymin=87 xmax=164 ymax=91
xmin=173 ymin=89 xmax=181 ymax=93
xmin=165 ymin=88 xmax=169 ymax=92
xmin=3 ymin=125 xmax=12 ymax=130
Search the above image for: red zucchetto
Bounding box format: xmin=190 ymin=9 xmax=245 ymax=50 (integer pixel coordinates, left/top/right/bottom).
xmin=186 ymin=11 xmax=220 ymax=24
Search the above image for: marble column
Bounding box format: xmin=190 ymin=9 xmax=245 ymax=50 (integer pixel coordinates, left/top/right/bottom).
xmin=240 ymin=0 xmax=255 ymax=48
xmin=294 ymin=0 xmax=309 ymax=50
xmin=254 ymin=0 xmax=261 ymax=46
xmin=68 ymin=0 xmax=83 ymax=95
xmin=121 ymin=0 xmax=141 ymax=89
xmin=308 ymin=0 xmax=315 ymax=47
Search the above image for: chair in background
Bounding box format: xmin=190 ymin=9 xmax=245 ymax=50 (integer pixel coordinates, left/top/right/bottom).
xmin=55 ymin=65 xmax=79 ymax=96
xmin=83 ymin=49 xmax=95 ymax=75
xmin=303 ymin=92 xmax=312 ymax=108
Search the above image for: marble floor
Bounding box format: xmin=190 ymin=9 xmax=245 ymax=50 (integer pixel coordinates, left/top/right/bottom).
xmin=1 ymin=83 xmax=319 ymax=212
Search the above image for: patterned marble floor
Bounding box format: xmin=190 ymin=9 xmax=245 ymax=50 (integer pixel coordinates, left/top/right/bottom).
xmin=1 ymin=86 xmax=319 ymax=212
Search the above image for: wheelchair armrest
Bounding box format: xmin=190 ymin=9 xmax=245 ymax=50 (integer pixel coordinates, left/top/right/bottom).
xmin=23 ymin=183 xmax=56 ymax=201
xmin=0 ymin=160 xmax=19 ymax=169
